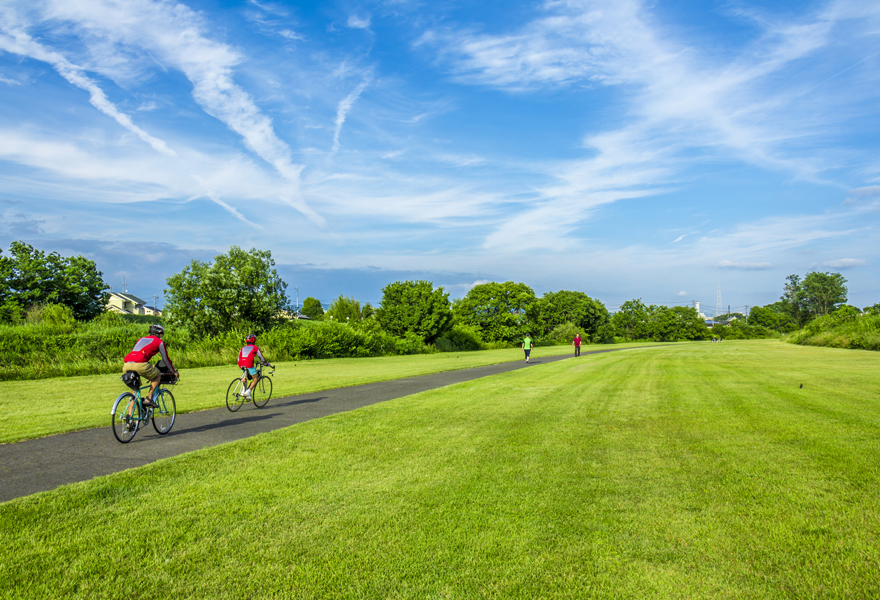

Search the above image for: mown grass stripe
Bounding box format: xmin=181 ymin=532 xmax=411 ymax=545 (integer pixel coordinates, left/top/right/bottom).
xmin=1 ymin=340 xmax=878 ymax=599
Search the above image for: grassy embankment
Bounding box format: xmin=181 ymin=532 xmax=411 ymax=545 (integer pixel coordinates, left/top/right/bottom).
xmin=0 ymin=344 xmax=591 ymax=444
xmin=2 ymin=340 xmax=879 ymax=598
xmin=788 ymin=311 xmax=880 ymax=351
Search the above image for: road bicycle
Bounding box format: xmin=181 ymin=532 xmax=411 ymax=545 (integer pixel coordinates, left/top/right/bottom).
xmin=111 ymin=371 xmax=178 ymax=443
xmin=226 ymin=364 xmax=274 ymax=412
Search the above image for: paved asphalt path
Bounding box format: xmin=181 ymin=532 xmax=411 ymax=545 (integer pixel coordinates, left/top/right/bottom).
xmin=0 ymin=349 xmax=626 ymax=503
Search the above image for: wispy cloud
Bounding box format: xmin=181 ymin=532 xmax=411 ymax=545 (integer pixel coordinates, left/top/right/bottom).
xmin=26 ymin=0 xmax=304 ymax=183
xmin=421 ymin=0 xmax=880 ymax=251
xmin=435 ymin=153 xmax=486 ymax=167
xmin=716 ymin=260 xmax=774 ymax=270
xmin=821 ymin=258 xmax=866 ymax=268
xmin=193 ymin=176 xmax=264 ymax=229
xmin=347 ymin=15 xmax=371 ymax=30
xmin=331 ymin=78 xmax=370 ymax=156
xmin=0 ymin=24 xmax=176 ymax=156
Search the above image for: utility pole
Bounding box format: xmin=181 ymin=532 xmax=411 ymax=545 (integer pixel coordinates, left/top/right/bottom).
xmin=154 ymin=294 xmax=158 ymax=313
xmin=123 ymin=277 xmax=126 ymax=294
xmin=716 ymin=285 xmax=721 ymax=321
xmin=295 ymin=286 xmax=300 ymax=315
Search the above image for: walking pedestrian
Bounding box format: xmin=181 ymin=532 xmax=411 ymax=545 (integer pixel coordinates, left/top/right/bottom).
xmin=522 ymin=333 xmax=533 ymax=363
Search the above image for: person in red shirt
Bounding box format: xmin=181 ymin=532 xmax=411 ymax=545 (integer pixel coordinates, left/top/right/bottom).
xmin=238 ymin=334 xmax=270 ymax=399
xmin=123 ymin=324 xmax=178 ymax=407
xmin=572 ymin=333 xmax=582 ymax=357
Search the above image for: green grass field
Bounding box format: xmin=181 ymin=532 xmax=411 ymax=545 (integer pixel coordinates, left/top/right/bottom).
xmin=2 ymin=340 xmax=879 ymax=598
xmin=0 ymin=344 xmax=586 ymax=444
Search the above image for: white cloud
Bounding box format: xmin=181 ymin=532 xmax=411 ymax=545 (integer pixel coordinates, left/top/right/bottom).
xmin=822 ymin=258 xmax=866 ymax=268
xmin=278 ymin=29 xmax=304 ymax=41
xmin=849 ymin=185 xmax=880 ymax=198
xmin=435 ymin=153 xmax=486 ymax=167
xmin=716 ymin=260 xmax=774 ymax=270
xmin=347 ymin=15 xmax=371 ymax=30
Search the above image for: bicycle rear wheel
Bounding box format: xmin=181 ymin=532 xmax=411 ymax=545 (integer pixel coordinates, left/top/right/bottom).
xmin=226 ymin=378 xmax=245 ymax=412
xmin=252 ymin=375 xmax=272 ymax=408
xmin=112 ymin=393 xmax=140 ymax=443
xmin=152 ymin=388 xmax=176 ymax=434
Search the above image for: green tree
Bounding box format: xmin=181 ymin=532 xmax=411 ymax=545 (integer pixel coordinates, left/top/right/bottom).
xmin=802 ymin=271 xmax=847 ymax=318
xmin=648 ymin=306 xmax=679 ymax=342
xmin=0 ymin=241 xmax=107 ymax=321
xmin=527 ymin=290 xmax=609 ymax=339
xmin=664 ymin=306 xmax=709 ymax=341
xmin=781 ymin=274 xmax=810 ymax=328
xmin=301 ymin=297 xmax=324 ymax=320
xmin=164 ymin=246 xmax=289 ymax=337
xmin=376 ymin=280 xmax=453 ymax=343
xmin=452 ymin=281 xmax=535 ymax=343
xmin=748 ymin=306 xmax=780 ymax=329
xmin=325 ymin=295 xmax=364 ymax=323
xmin=611 ymin=299 xmax=650 ymax=341
xmin=758 ymin=301 xmax=797 ymax=332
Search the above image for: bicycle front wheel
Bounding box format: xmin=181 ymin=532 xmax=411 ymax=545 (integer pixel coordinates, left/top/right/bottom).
xmin=152 ymin=388 xmax=176 ymax=434
xmin=252 ymin=375 xmax=272 ymax=408
xmin=112 ymin=393 xmax=140 ymax=443
xmin=226 ymin=378 xmax=245 ymax=412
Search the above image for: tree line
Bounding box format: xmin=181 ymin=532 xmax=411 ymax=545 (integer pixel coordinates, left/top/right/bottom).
xmin=2 ymin=241 xmax=875 ymax=348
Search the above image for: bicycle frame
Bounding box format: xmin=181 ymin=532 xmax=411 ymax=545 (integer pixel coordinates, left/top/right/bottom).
xmin=241 ymin=364 xmax=274 ymax=386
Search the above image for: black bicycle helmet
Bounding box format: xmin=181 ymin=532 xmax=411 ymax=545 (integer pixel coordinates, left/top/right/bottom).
xmin=245 ymin=334 xmax=257 ymax=343
xmin=149 ymin=324 xmax=165 ymax=338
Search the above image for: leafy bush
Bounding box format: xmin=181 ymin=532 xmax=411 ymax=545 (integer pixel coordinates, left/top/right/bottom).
xmin=25 ymin=304 xmax=76 ymax=330
xmin=545 ymin=322 xmax=585 ymax=345
xmin=435 ymin=324 xmax=484 ymax=352
xmin=0 ymin=311 xmax=445 ymax=381
xmin=788 ymin=308 xmax=879 ymax=350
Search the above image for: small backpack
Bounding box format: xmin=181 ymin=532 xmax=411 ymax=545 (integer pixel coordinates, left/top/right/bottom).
xmin=121 ymin=371 xmax=141 ymax=391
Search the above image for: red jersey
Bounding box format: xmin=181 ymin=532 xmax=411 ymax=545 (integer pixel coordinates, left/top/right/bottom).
xmin=238 ymin=344 xmax=267 ymax=368
xmin=125 ymin=335 xmax=174 ymax=370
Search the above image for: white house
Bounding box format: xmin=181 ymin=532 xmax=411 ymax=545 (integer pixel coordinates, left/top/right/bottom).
xmin=106 ymin=292 xmax=162 ymax=316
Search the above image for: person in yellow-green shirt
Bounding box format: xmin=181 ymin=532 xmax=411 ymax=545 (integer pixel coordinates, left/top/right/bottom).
xmin=522 ymin=334 xmax=533 ymax=363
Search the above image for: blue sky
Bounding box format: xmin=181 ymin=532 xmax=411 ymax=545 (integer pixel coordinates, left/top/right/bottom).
xmin=1 ymin=0 xmax=878 ymax=314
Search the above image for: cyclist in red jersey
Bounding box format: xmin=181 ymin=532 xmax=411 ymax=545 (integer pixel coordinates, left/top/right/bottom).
xmin=238 ymin=334 xmax=269 ymax=399
xmin=123 ymin=324 xmax=178 ymax=407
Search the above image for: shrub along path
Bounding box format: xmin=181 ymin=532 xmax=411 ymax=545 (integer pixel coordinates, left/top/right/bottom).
xmin=1 ymin=349 xmax=630 ymax=503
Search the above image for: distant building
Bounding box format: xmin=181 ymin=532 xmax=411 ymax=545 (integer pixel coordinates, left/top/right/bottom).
xmin=106 ymin=292 xmax=162 ymax=316
xmin=705 ymin=316 xmax=737 ymax=327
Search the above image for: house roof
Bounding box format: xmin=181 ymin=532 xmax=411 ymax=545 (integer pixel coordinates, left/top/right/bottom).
xmin=109 ymin=291 xmax=146 ymax=305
